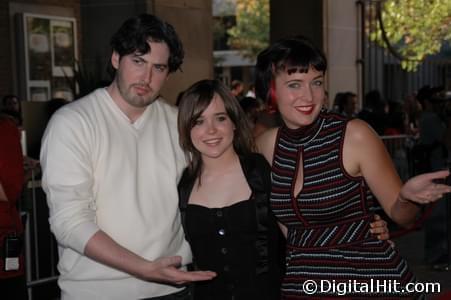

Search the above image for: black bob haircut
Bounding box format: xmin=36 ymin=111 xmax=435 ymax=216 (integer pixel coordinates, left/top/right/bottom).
xmin=255 ymin=35 xmax=327 ymax=104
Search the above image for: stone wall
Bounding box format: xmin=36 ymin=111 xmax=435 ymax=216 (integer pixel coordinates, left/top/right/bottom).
xmin=152 ymin=0 xmax=213 ymax=104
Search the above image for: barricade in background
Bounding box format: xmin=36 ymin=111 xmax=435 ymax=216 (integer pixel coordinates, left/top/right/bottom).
xmin=380 ymin=135 xmax=450 ymax=256
xmin=381 ymin=134 xmax=414 ymax=181
xmin=377 ymin=135 xmax=420 ymax=237
xmin=22 ymin=169 xmax=59 ymax=300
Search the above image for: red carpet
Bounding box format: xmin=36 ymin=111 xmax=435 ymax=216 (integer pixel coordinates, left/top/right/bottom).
xmin=433 ymin=291 xmax=451 ymax=299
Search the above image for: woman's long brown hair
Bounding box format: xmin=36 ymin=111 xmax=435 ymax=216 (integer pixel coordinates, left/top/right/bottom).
xmin=177 ymin=79 xmax=255 ymax=181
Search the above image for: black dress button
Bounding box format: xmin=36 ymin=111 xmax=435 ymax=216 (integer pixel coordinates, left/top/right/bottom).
xmin=216 ymin=210 xmax=223 ymax=217
xmin=221 ymin=247 xmax=227 ymax=254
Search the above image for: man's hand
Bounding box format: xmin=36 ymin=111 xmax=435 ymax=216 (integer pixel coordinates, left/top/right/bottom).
xmin=369 ymin=214 xmax=390 ymax=241
xmin=84 ymin=231 xmax=216 ymax=286
xmin=142 ymin=256 xmax=216 ymax=285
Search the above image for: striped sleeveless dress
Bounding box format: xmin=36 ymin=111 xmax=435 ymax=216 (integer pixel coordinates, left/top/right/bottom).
xmin=270 ymin=111 xmax=422 ymax=299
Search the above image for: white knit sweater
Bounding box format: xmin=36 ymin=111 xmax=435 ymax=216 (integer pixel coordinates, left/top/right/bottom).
xmin=41 ymin=88 xmax=191 ymax=299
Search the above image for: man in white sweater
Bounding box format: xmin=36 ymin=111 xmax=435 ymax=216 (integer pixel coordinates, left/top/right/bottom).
xmin=40 ymin=14 xmax=215 ymax=300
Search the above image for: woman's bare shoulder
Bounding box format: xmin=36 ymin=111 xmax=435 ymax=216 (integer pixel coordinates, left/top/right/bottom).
xmin=256 ymin=127 xmax=279 ymax=163
xmin=345 ymin=118 xmax=380 ymax=145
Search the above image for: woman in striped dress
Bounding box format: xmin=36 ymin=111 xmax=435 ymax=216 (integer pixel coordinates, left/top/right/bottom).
xmin=254 ymin=36 xmax=451 ymax=299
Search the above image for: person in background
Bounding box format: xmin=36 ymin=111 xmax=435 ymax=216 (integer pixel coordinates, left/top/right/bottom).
xmin=333 ymin=91 xmax=357 ymax=118
xmin=404 ymin=93 xmax=422 ymax=136
xmin=255 ymin=35 xmax=451 ymax=298
xmin=416 ymin=85 xmax=447 ymax=172
xmin=358 ymin=89 xmax=387 ymax=135
xmin=340 ymin=91 xmax=357 ymax=118
xmin=245 ymin=83 xmax=256 ymax=98
xmin=1 ymin=94 xmax=22 ymax=126
xmin=384 ymin=100 xmax=406 ymax=136
xmin=230 ymin=79 xmax=245 ymax=101
xmin=0 ymin=113 xmax=27 ymax=300
xmin=1 ymin=95 xmax=39 ymax=185
xmin=415 ymin=85 xmax=449 ymax=269
xmin=40 ymin=14 xmax=215 ymax=300
xmin=239 ymin=96 xmax=271 ymax=138
xmin=331 ymin=92 xmax=343 ymax=113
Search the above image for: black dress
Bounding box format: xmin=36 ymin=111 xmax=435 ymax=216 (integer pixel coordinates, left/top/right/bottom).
xmin=186 ymin=198 xmax=269 ymax=299
xmin=178 ymin=153 xmax=284 ymax=300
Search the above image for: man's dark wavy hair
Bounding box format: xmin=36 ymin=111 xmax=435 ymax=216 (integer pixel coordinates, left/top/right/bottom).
xmin=110 ymin=14 xmax=184 ymax=73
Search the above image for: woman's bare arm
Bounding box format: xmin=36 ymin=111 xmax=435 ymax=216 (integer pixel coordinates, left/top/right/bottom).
xmin=343 ymin=119 xmax=450 ymax=228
